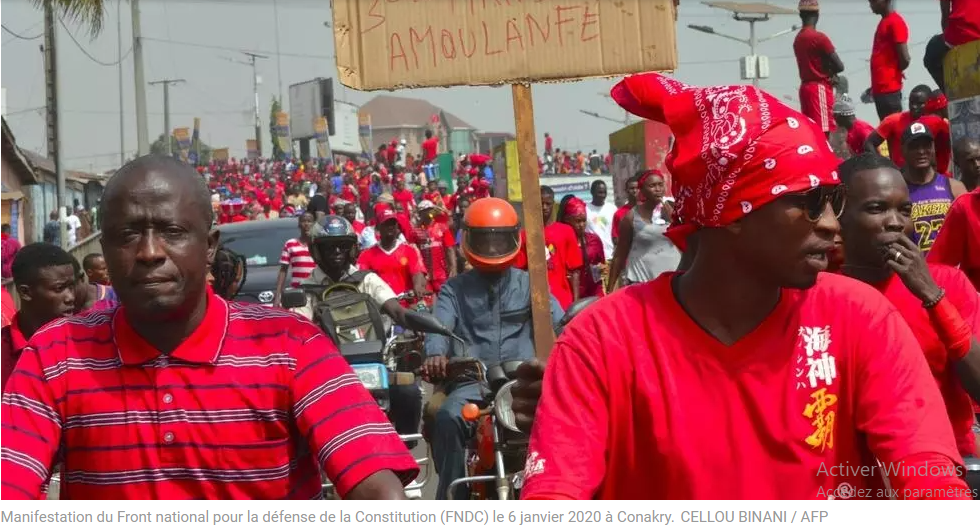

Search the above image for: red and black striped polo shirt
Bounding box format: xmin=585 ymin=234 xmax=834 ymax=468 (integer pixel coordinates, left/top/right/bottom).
xmin=1 ymin=293 xmax=418 ymax=499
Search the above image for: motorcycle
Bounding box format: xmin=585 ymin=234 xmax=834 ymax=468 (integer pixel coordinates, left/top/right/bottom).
xmin=423 ymin=296 xmax=601 ymax=501
xmin=281 ymin=288 xmax=442 ymax=499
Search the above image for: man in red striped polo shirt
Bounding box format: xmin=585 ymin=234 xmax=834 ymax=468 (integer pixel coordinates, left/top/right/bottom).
xmin=0 ymin=155 xmax=418 ymax=500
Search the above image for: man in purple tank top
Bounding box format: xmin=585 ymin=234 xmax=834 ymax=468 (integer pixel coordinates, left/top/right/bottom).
xmin=901 ymin=123 xmax=966 ymax=254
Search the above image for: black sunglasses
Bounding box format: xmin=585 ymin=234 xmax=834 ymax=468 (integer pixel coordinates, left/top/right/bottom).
xmin=785 ymin=185 xmax=846 ymax=223
xmin=317 ymin=240 xmax=356 ymax=253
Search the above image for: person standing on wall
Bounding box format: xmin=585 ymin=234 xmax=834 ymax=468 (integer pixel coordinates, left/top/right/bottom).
xmin=867 ymin=0 xmax=911 ymax=120
xmin=793 ymin=0 xmax=844 ymax=139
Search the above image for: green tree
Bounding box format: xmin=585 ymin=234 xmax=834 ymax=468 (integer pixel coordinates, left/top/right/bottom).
xmin=35 ymin=0 xmax=105 ymax=35
xmin=150 ymin=133 xmax=214 ymax=165
xmin=150 ymin=133 xmax=178 ymax=157
xmin=269 ymin=96 xmax=285 ymax=161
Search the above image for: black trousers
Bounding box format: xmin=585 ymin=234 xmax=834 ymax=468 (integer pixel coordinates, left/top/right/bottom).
xmin=873 ymin=91 xmax=903 ymax=121
xmin=924 ymin=34 xmax=950 ymax=93
xmin=389 ymin=381 xmax=423 ymax=449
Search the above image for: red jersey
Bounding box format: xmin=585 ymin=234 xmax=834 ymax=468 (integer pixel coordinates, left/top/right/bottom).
xmin=0 ymin=294 xmax=418 ymax=499
xmin=516 ymin=223 xmax=584 ymax=310
xmin=422 ymin=137 xmax=439 ymax=163
xmin=0 ymin=313 xmax=27 ymax=391
xmin=871 ymin=11 xmax=909 ymax=95
xmin=929 ymin=190 xmax=980 ymax=291
xmin=357 ymin=242 xmax=426 ymax=295
xmin=339 ymin=184 xmax=357 ymax=203
xmin=945 ymin=0 xmax=980 ymax=46
xmin=522 ymin=273 xmax=964 ymax=499
xmin=545 ymin=136 xmax=553 ymax=153
xmin=1 ymin=288 xmax=15 ymax=328
xmin=846 ymin=120 xmax=876 ymax=155
xmin=395 ymin=212 xmax=414 ymax=240
xmin=413 ymin=221 xmax=455 ymax=290
xmin=876 ymin=113 xmax=950 ymax=172
xmin=392 ymin=189 xmax=416 ymax=214
xmin=794 ymin=27 xmax=836 ymax=84
xmin=470 ymin=178 xmax=491 ymax=199
xmin=873 ymin=264 xmax=980 ymax=456
xmin=611 ymin=204 xmax=632 ymax=241
xmin=278 ymin=238 xmax=316 ymax=287
xmin=357 ymin=177 xmax=372 ymax=203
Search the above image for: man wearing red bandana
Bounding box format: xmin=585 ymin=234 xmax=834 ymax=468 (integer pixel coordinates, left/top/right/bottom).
xmin=521 ymin=74 xmax=969 ymax=500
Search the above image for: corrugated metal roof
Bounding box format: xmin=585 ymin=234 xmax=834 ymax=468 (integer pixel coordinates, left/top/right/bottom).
xmin=360 ymin=95 xmax=476 ymax=130
xmin=1 ymin=118 xmax=39 ymax=185
xmin=21 ymin=150 xmax=105 ymax=184
xmin=702 ymin=1 xmax=797 ymax=15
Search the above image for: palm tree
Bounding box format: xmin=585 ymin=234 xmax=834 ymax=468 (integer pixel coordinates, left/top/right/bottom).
xmin=36 ymin=0 xmax=106 ymax=35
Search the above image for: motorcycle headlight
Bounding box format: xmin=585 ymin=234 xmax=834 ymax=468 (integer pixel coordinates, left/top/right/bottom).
xmin=353 ymin=364 xmax=388 ymax=391
xmin=493 ymin=380 xmax=521 ymax=433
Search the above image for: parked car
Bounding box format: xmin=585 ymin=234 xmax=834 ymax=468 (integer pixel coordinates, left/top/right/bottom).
xmin=218 ymin=218 xmax=297 ymax=306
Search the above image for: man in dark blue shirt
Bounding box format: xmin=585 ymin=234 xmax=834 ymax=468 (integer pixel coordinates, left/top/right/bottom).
xmin=423 ymin=198 xmax=563 ymax=500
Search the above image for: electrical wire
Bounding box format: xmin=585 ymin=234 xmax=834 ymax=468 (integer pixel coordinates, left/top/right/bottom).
xmin=1 ymin=24 xmax=43 ymax=41
xmin=58 ymin=17 xmax=132 ymax=66
xmin=4 ymin=106 xmax=46 ymax=116
xmin=142 ymin=36 xmax=334 ymax=60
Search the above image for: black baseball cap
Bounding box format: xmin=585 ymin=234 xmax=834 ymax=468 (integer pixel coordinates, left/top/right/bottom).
xmin=902 ymin=122 xmax=933 ymax=145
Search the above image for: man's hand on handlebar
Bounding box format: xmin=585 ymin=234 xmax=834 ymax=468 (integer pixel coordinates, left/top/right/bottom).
xmin=421 ymin=355 xmax=449 ymax=382
xmin=511 ymin=359 xmax=546 ymax=434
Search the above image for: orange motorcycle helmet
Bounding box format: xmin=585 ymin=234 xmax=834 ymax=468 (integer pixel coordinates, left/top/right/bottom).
xmin=461 ymin=197 xmax=521 ymax=272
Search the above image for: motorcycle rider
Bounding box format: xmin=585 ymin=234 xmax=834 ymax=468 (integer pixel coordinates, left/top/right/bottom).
xmin=291 ymin=215 xmax=423 ymax=443
xmin=422 ymin=197 xmax=565 ymax=500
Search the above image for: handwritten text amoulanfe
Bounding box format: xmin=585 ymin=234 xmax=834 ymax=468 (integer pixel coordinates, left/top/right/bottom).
xmin=361 ymin=1 xmax=601 ymax=73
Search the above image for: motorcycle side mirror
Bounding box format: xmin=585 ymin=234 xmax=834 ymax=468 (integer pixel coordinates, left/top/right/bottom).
xmin=403 ymin=311 xmax=452 ymax=337
xmin=280 ymin=288 xmax=307 ymax=309
xmin=559 ymin=296 xmax=600 ymax=327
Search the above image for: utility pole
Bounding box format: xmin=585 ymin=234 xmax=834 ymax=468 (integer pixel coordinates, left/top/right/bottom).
xmin=117 ymin=0 xmax=125 ymax=166
xmin=273 ymin=0 xmax=283 ymax=102
xmin=42 ymin=0 xmax=67 ymax=235
xmin=241 ymin=52 xmax=267 ymax=157
xmin=149 ymin=79 xmax=185 ymax=156
xmin=132 ymin=0 xmax=150 ymax=155
xmin=687 ymin=3 xmax=797 ymax=88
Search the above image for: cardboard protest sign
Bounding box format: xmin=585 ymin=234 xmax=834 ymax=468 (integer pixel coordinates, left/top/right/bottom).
xmin=333 ymin=0 xmax=677 ymax=90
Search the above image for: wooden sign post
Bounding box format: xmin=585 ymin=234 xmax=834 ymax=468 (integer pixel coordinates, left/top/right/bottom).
xmin=511 ymin=84 xmax=555 ymax=357
xmin=331 ymin=0 xmax=679 ymax=360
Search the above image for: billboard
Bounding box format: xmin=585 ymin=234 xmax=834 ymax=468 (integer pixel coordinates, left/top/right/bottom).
xmin=288 ymin=78 xmax=335 ymax=140
xmin=328 ymin=101 xmax=362 ymax=155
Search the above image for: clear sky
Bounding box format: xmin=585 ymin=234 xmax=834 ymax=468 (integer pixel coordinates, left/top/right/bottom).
xmin=1 ymin=0 xmax=945 ymax=172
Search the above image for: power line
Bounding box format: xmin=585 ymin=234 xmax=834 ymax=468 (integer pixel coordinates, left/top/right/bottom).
xmin=58 ymin=17 xmax=132 ymax=66
xmin=1 ymin=24 xmax=43 ymax=40
xmin=7 ymin=107 xmax=249 ymax=117
xmin=680 ymin=38 xmax=931 ymax=68
xmin=3 ymin=106 xmax=46 ymax=116
xmin=142 ymin=36 xmax=333 ymax=60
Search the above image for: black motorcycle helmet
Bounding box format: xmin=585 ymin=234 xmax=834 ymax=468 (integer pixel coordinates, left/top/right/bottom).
xmin=309 ymin=215 xmax=359 ymax=273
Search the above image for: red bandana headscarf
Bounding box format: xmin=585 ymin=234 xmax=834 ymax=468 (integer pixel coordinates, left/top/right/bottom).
xmin=564 ymin=197 xmax=587 ymax=218
xmin=611 ymin=73 xmax=840 ymax=250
